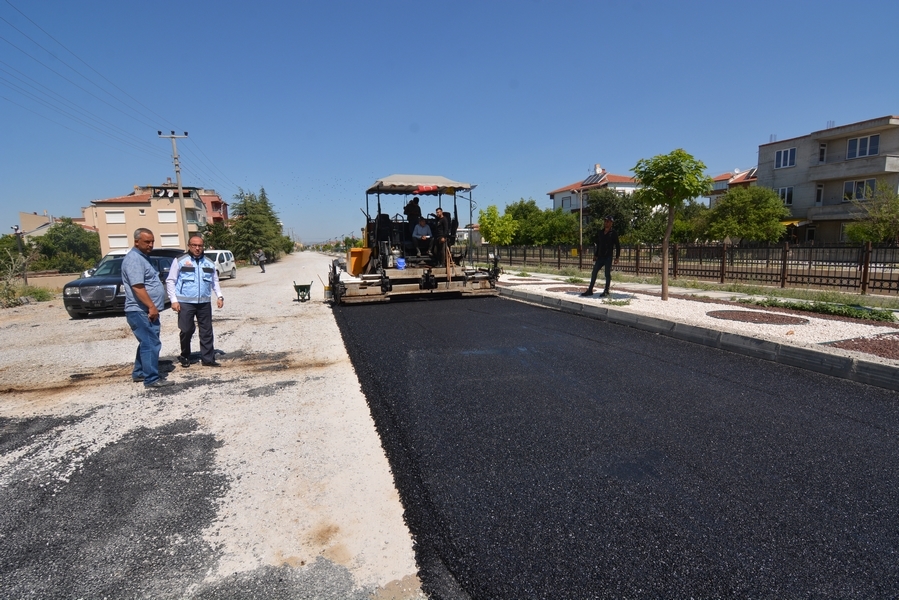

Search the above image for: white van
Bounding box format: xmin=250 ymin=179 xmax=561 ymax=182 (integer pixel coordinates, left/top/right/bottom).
xmin=204 ymin=250 xmax=236 ymax=279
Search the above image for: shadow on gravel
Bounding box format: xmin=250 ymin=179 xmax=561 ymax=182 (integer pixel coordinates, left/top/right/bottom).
xmin=0 ymin=418 xmax=228 ymax=598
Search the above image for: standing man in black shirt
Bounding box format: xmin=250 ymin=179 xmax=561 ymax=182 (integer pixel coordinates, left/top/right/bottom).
xmin=581 ymin=215 xmax=620 ymax=297
xmin=431 ymin=207 xmax=450 ymax=266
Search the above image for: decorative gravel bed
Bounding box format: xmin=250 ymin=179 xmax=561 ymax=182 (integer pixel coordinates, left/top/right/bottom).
xmin=829 ymin=333 xmax=899 ymax=361
xmin=501 ymin=280 xmax=899 ymax=364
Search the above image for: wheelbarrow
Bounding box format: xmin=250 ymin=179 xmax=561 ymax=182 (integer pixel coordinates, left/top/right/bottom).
xmin=293 ymin=281 xmax=312 ymax=302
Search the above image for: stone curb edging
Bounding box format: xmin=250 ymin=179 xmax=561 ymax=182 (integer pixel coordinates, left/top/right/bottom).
xmin=498 ymin=286 xmax=899 ymax=393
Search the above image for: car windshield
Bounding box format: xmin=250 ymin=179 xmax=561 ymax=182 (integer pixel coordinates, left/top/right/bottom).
xmin=152 ymin=256 xmax=173 ymax=272
xmin=93 ymin=258 xmax=123 ymax=277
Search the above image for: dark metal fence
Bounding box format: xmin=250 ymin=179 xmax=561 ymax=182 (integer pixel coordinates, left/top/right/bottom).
xmin=465 ymin=242 xmax=899 ymax=295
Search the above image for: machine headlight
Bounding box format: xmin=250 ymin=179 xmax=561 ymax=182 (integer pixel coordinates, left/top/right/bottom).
xmin=64 ymin=287 xmax=79 ymax=297
xmin=117 ymin=285 xmax=127 ymax=296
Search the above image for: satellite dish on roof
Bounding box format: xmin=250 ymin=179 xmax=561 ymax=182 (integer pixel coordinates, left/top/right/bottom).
xmin=734 ymin=168 xmax=741 ymax=175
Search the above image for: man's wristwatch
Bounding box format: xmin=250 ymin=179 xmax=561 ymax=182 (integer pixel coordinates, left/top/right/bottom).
xmin=218 ymin=296 xmax=224 ymax=300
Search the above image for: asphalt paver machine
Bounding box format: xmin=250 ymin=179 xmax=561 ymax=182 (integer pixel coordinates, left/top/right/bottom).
xmin=328 ymin=174 xmax=500 ymax=305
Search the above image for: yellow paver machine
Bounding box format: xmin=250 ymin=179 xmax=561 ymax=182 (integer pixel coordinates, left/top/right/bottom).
xmin=327 ymin=174 xmax=500 ymax=305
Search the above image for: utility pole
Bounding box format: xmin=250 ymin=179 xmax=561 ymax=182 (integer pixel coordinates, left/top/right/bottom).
xmin=10 ymin=225 xmax=27 ymax=285
xmin=158 ymin=131 xmax=190 ymax=248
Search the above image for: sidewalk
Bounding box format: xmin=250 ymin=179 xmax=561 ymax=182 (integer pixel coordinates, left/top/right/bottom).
xmin=497 ymin=273 xmax=899 ymax=392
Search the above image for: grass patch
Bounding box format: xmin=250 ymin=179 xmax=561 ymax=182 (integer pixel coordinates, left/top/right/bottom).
xmin=604 ymin=298 xmax=631 ymax=306
xmin=738 ymin=297 xmax=896 ymax=322
xmin=21 ymin=286 xmax=54 ymax=301
xmin=0 ymin=283 xmax=54 ymax=307
xmin=565 ymin=276 xmax=586 ymax=284
xmin=515 ymin=271 xmax=531 ymax=277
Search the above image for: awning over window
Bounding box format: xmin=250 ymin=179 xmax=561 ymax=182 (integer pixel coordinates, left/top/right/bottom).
xmin=781 ymin=219 xmax=811 ymax=226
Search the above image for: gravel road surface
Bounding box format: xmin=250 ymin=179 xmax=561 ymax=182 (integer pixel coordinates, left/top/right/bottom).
xmin=0 ymin=252 xmax=423 ymax=599
xmin=334 ymin=296 xmax=899 ymax=599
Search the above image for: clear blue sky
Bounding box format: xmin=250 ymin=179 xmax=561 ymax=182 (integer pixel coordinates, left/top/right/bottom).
xmin=2 ymin=0 xmax=898 ymax=244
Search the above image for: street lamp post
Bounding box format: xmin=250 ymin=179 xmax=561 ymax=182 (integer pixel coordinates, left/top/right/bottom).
xmin=574 ymin=188 xmax=584 ymax=270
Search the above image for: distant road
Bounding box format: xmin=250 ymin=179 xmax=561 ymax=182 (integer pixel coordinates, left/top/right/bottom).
xmin=335 ymin=296 xmax=899 ymax=599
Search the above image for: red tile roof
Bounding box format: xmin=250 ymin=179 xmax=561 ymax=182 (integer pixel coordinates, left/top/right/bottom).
xmin=92 ymin=193 xmax=153 ymax=204
xmin=729 ymin=170 xmax=757 ymax=185
xmin=547 ymin=173 xmax=636 ymax=196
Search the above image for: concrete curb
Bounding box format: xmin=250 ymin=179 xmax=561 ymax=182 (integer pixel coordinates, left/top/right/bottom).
xmin=499 ymin=286 xmax=899 ymax=393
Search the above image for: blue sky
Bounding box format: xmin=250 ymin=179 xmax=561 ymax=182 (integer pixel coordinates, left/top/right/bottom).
xmin=2 ymin=0 xmax=898 ymax=243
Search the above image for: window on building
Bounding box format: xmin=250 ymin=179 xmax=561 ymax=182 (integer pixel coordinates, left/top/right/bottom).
xmin=806 ymin=227 xmax=816 ymax=243
xmin=775 ymin=148 xmax=796 ymax=169
xmin=561 ymin=196 xmax=570 ymax=209
xmin=839 ymin=223 xmax=847 ymax=242
xmin=158 ymin=210 xmax=177 ymax=223
xmin=818 ymin=144 xmax=827 ymax=163
xmin=778 ymin=186 xmax=793 ymax=205
xmin=108 ymin=235 xmax=128 ymax=248
xmin=104 ymin=210 xmax=125 ymax=224
xmin=843 ymin=179 xmax=876 ymax=201
xmin=159 ymin=233 xmax=180 ymax=247
xmin=847 ymin=134 xmax=879 ymax=159
xmin=815 ymin=185 xmax=824 ymax=206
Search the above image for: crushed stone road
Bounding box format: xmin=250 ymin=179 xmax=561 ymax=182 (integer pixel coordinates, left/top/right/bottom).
xmin=0 ymin=251 xmax=423 ymax=600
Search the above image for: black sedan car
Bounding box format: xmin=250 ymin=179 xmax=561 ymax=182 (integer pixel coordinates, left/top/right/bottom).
xmin=63 ymin=249 xmax=185 ymax=319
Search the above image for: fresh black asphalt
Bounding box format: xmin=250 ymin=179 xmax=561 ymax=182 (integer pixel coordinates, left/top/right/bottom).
xmin=333 ymin=296 xmax=899 ymax=599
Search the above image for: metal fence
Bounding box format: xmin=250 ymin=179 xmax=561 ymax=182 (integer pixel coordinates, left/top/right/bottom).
xmin=465 ymin=242 xmax=899 ymax=295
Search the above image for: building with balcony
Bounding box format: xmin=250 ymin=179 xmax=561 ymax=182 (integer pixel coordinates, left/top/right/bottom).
xmin=84 ymin=181 xmax=218 ymax=255
xmin=757 ymin=115 xmax=899 ymax=243
xmin=200 ymin=192 xmax=229 ymax=223
xmin=706 ymin=168 xmax=757 ymax=209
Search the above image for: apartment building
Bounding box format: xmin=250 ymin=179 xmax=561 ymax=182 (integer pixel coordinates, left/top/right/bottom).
xmin=757 ymin=115 xmax=899 ymax=243
xmin=84 ymin=182 xmax=220 ymax=255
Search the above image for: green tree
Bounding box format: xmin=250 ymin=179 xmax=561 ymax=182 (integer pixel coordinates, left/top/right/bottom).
xmin=583 ymin=188 xmax=637 ymax=244
xmin=32 ymin=218 xmax=101 ymax=272
xmin=505 ymin=199 xmax=543 ymax=245
xmin=478 ymin=205 xmax=518 ymax=246
xmin=673 ymin=198 xmax=710 ymax=242
xmin=705 ymin=187 xmax=791 ymax=242
xmin=844 ymin=181 xmax=899 ymax=243
xmin=229 ymin=187 xmax=283 ymax=261
xmin=632 ymin=149 xmax=712 ymax=300
xmin=535 ymin=208 xmax=578 ymax=246
xmin=199 ymin=221 xmax=235 ymax=251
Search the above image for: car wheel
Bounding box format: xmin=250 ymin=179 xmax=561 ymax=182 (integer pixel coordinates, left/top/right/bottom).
xmin=230 ymin=267 xmax=236 ymax=279
xmin=66 ymin=309 xmax=87 ymax=319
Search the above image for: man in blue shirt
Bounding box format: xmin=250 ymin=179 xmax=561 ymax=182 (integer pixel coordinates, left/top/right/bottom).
xmin=166 ymin=234 xmax=224 ymax=368
xmin=122 ymin=228 xmax=172 ymax=388
xmin=411 ymin=217 xmax=431 ymax=257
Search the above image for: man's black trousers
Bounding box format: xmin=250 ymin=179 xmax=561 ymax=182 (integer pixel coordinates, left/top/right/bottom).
xmin=178 ymin=302 xmax=215 ymax=364
xmin=587 ymin=256 xmax=613 ymax=293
